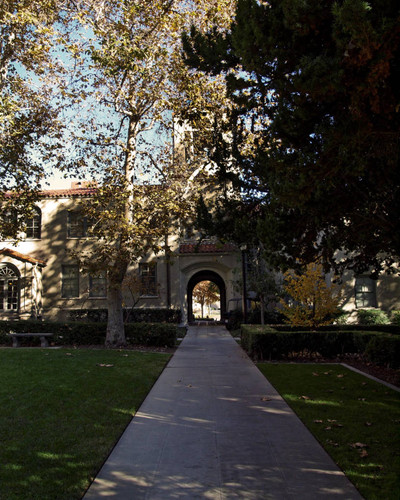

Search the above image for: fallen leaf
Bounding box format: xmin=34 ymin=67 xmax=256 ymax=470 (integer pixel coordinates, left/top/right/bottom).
xmin=312 ymin=372 xmax=319 ymax=376
xmin=365 ymin=422 xmax=373 ymax=426
xmin=350 ymin=442 xmax=368 ymax=449
xmin=97 ymin=363 xmax=114 ymax=367
xmin=313 ymin=419 xmax=324 ymax=424
xmin=324 ymin=426 xmax=332 ymax=431
xmin=327 ymin=419 xmax=337 ymax=423
xmin=261 ymin=397 xmax=272 ymax=401
xmin=359 ymin=449 xmax=369 ymax=458
xmin=337 ymin=374 xmax=344 ymax=378
xmin=358 ymin=398 xmax=366 ymax=401
xmin=300 ymin=395 xmax=311 ymax=400
xmin=326 ymin=439 xmax=339 ymax=447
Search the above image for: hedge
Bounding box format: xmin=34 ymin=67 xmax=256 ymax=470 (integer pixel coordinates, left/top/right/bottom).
xmin=67 ymin=308 xmax=181 ymax=323
xmin=0 ymin=320 xmax=177 ymax=348
xmin=241 ymin=325 xmax=400 ymax=368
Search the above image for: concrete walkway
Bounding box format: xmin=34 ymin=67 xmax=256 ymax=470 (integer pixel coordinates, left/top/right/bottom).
xmin=84 ymin=325 xmax=363 ymax=499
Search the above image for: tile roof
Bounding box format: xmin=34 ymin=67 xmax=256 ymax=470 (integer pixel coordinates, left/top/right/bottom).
xmin=39 ymin=187 xmax=98 ymax=198
xmin=0 ymin=248 xmax=47 ymax=266
xmin=179 ymin=242 xmax=237 ymax=254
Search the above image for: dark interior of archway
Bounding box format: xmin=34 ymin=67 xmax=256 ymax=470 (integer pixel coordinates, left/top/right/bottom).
xmin=187 ymin=271 xmax=226 ymax=323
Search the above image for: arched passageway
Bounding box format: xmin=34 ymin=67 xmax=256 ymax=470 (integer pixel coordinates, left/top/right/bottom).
xmin=187 ymin=270 xmax=226 ymax=323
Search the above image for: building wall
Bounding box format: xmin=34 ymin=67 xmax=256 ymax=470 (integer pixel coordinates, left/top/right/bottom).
xmin=1 ymin=191 xmax=399 ymax=323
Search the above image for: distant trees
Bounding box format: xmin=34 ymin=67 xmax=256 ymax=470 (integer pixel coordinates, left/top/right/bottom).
xmin=183 ymin=0 xmax=400 ymax=276
xmin=193 ymin=281 xmax=220 ymax=318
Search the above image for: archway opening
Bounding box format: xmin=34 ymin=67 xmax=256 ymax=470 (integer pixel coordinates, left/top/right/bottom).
xmin=187 ymin=271 xmax=226 ymax=323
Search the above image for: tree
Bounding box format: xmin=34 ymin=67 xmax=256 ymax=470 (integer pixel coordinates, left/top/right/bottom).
xmin=183 ymin=0 xmax=400 ymax=277
xmin=246 ymin=247 xmax=279 ymax=325
xmin=63 ymin=0 xmax=235 ymax=345
xmin=193 ymin=280 xmax=220 ymax=318
xmin=279 ymin=261 xmax=341 ymax=328
xmin=0 ymin=0 xmax=74 ymax=239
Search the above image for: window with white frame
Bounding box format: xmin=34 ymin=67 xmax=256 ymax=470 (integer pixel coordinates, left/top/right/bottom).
xmin=0 ymin=264 xmax=19 ymax=311
xmin=355 ymin=276 xmax=377 ymax=308
xmin=139 ymin=263 xmax=157 ymax=296
xmin=25 ymin=207 xmax=41 ymax=239
xmin=62 ymin=265 xmax=79 ymax=298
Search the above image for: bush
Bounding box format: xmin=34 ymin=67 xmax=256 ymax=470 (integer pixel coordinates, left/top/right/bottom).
xmin=357 ymin=309 xmax=390 ymax=325
xmin=225 ymin=309 xmax=243 ymax=331
xmin=66 ymin=308 xmax=181 ymax=323
xmin=364 ymin=334 xmax=400 ymax=368
xmin=391 ymin=311 xmax=400 ymax=326
xmin=0 ymin=320 xmax=177 ymax=347
xmin=240 ymin=324 xmax=400 ymax=368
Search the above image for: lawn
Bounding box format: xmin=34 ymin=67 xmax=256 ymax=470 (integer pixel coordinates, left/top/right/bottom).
xmin=258 ymin=363 xmax=400 ymax=500
xmin=0 ymin=348 xmax=171 ymax=500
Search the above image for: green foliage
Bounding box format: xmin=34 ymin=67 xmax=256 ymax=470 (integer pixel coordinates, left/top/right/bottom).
xmin=0 ymin=321 xmax=178 ymax=348
xmin=357 ymin=308 xmax=390 ymax=325
xmin=241 ymin=325 xmax=400 ymax=368
xmin=66 ymin=308 xmax=181 ymax=323
xmin=390 ymin=311 xmax=400 ymax=326
xmin=184 ymin=0 xmax=400 ymax=276
xmin=225 ymin=309 xmax=243 ymax=331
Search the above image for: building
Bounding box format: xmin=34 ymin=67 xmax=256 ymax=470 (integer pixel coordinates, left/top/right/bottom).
xmin=0 ymin=182 xmax=243 ymax=323
xmin=1 ymin=181 xmax=399 ymax=325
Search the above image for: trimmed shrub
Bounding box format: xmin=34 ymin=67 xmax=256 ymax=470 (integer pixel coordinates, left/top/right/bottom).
xmin=357 ymin=309 xmax=390 ymax=325
xmin=240 ymin=324 xmax=400 ymax=368
xmin=66 ymin=308 xmax=181 ymax=324
xmin=0 ymin=320 xmax=177 ymax=347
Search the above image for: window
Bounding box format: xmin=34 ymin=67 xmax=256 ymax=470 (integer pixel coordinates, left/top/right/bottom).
xmin=89 ymin=272 xmax=107 ymax=298
xmin=62 ymin=265 xmax=79 ymax=298
xmin=0 ymin=264 xmax=19 ymax=311
xmin=355 ymin=276 xmax=377 ymax=308
xmin=139 ymin=263 xmax=157 ymax=296
xmin=25 ymin=207 xmax=41 ymax=239
xmin=67 ymin=211 xmax=93 ymax=238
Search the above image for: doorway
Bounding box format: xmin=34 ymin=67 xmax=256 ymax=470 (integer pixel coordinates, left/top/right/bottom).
xmin=187 ymin=271 xmax=226 ymax=323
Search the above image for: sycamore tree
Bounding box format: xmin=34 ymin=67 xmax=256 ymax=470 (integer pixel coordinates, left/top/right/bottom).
xmin=0 ymin=0 xmax=77 ymax=239
xmin=183 ymin=0 xmax=400 ymax=277
xmin=62 ymin=0 xmax=235 ymax=345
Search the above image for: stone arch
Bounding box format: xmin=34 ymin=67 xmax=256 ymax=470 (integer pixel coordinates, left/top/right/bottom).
xmin=187 ymin=270 xmax=226 ymax=323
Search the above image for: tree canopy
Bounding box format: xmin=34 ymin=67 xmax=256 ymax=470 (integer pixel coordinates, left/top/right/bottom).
xmin=0 ymin=0 xmax=73 ymax=239
xmin=183 ymin=0 xmax=400 ymax=276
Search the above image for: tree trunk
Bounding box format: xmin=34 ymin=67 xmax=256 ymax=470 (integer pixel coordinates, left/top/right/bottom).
xmin=260 ymin=296 xmax=265 ymax=325
xmin=106 ymin=283 xmax=126 ymax=346
xmin=106 ymin=260 xmax=129 ymax=346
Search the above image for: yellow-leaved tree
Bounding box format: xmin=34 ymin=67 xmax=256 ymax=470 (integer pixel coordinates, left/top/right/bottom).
xmin=279 ymin=261 xmax=342 ymax=328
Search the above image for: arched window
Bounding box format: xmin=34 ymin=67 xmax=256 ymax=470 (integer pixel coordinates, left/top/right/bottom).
xmin=25 ymin=207 xmax=41 ymax=239
xmin=0 ymin=264 xmax=20 ymax=311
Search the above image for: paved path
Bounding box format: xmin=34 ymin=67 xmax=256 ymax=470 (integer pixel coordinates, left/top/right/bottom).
xmin=84 ymin=325 xmax=362 ymax=499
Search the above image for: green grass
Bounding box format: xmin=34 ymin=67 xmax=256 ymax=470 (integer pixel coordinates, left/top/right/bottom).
xmin=258 ymin=363 xmax=400 ymax=500
xmin=0 ymin=348 xmax=171 ymax=500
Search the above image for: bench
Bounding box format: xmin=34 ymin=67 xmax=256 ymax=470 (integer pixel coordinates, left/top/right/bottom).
xmin=8 ymin=333 xmax=53 ymax=348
